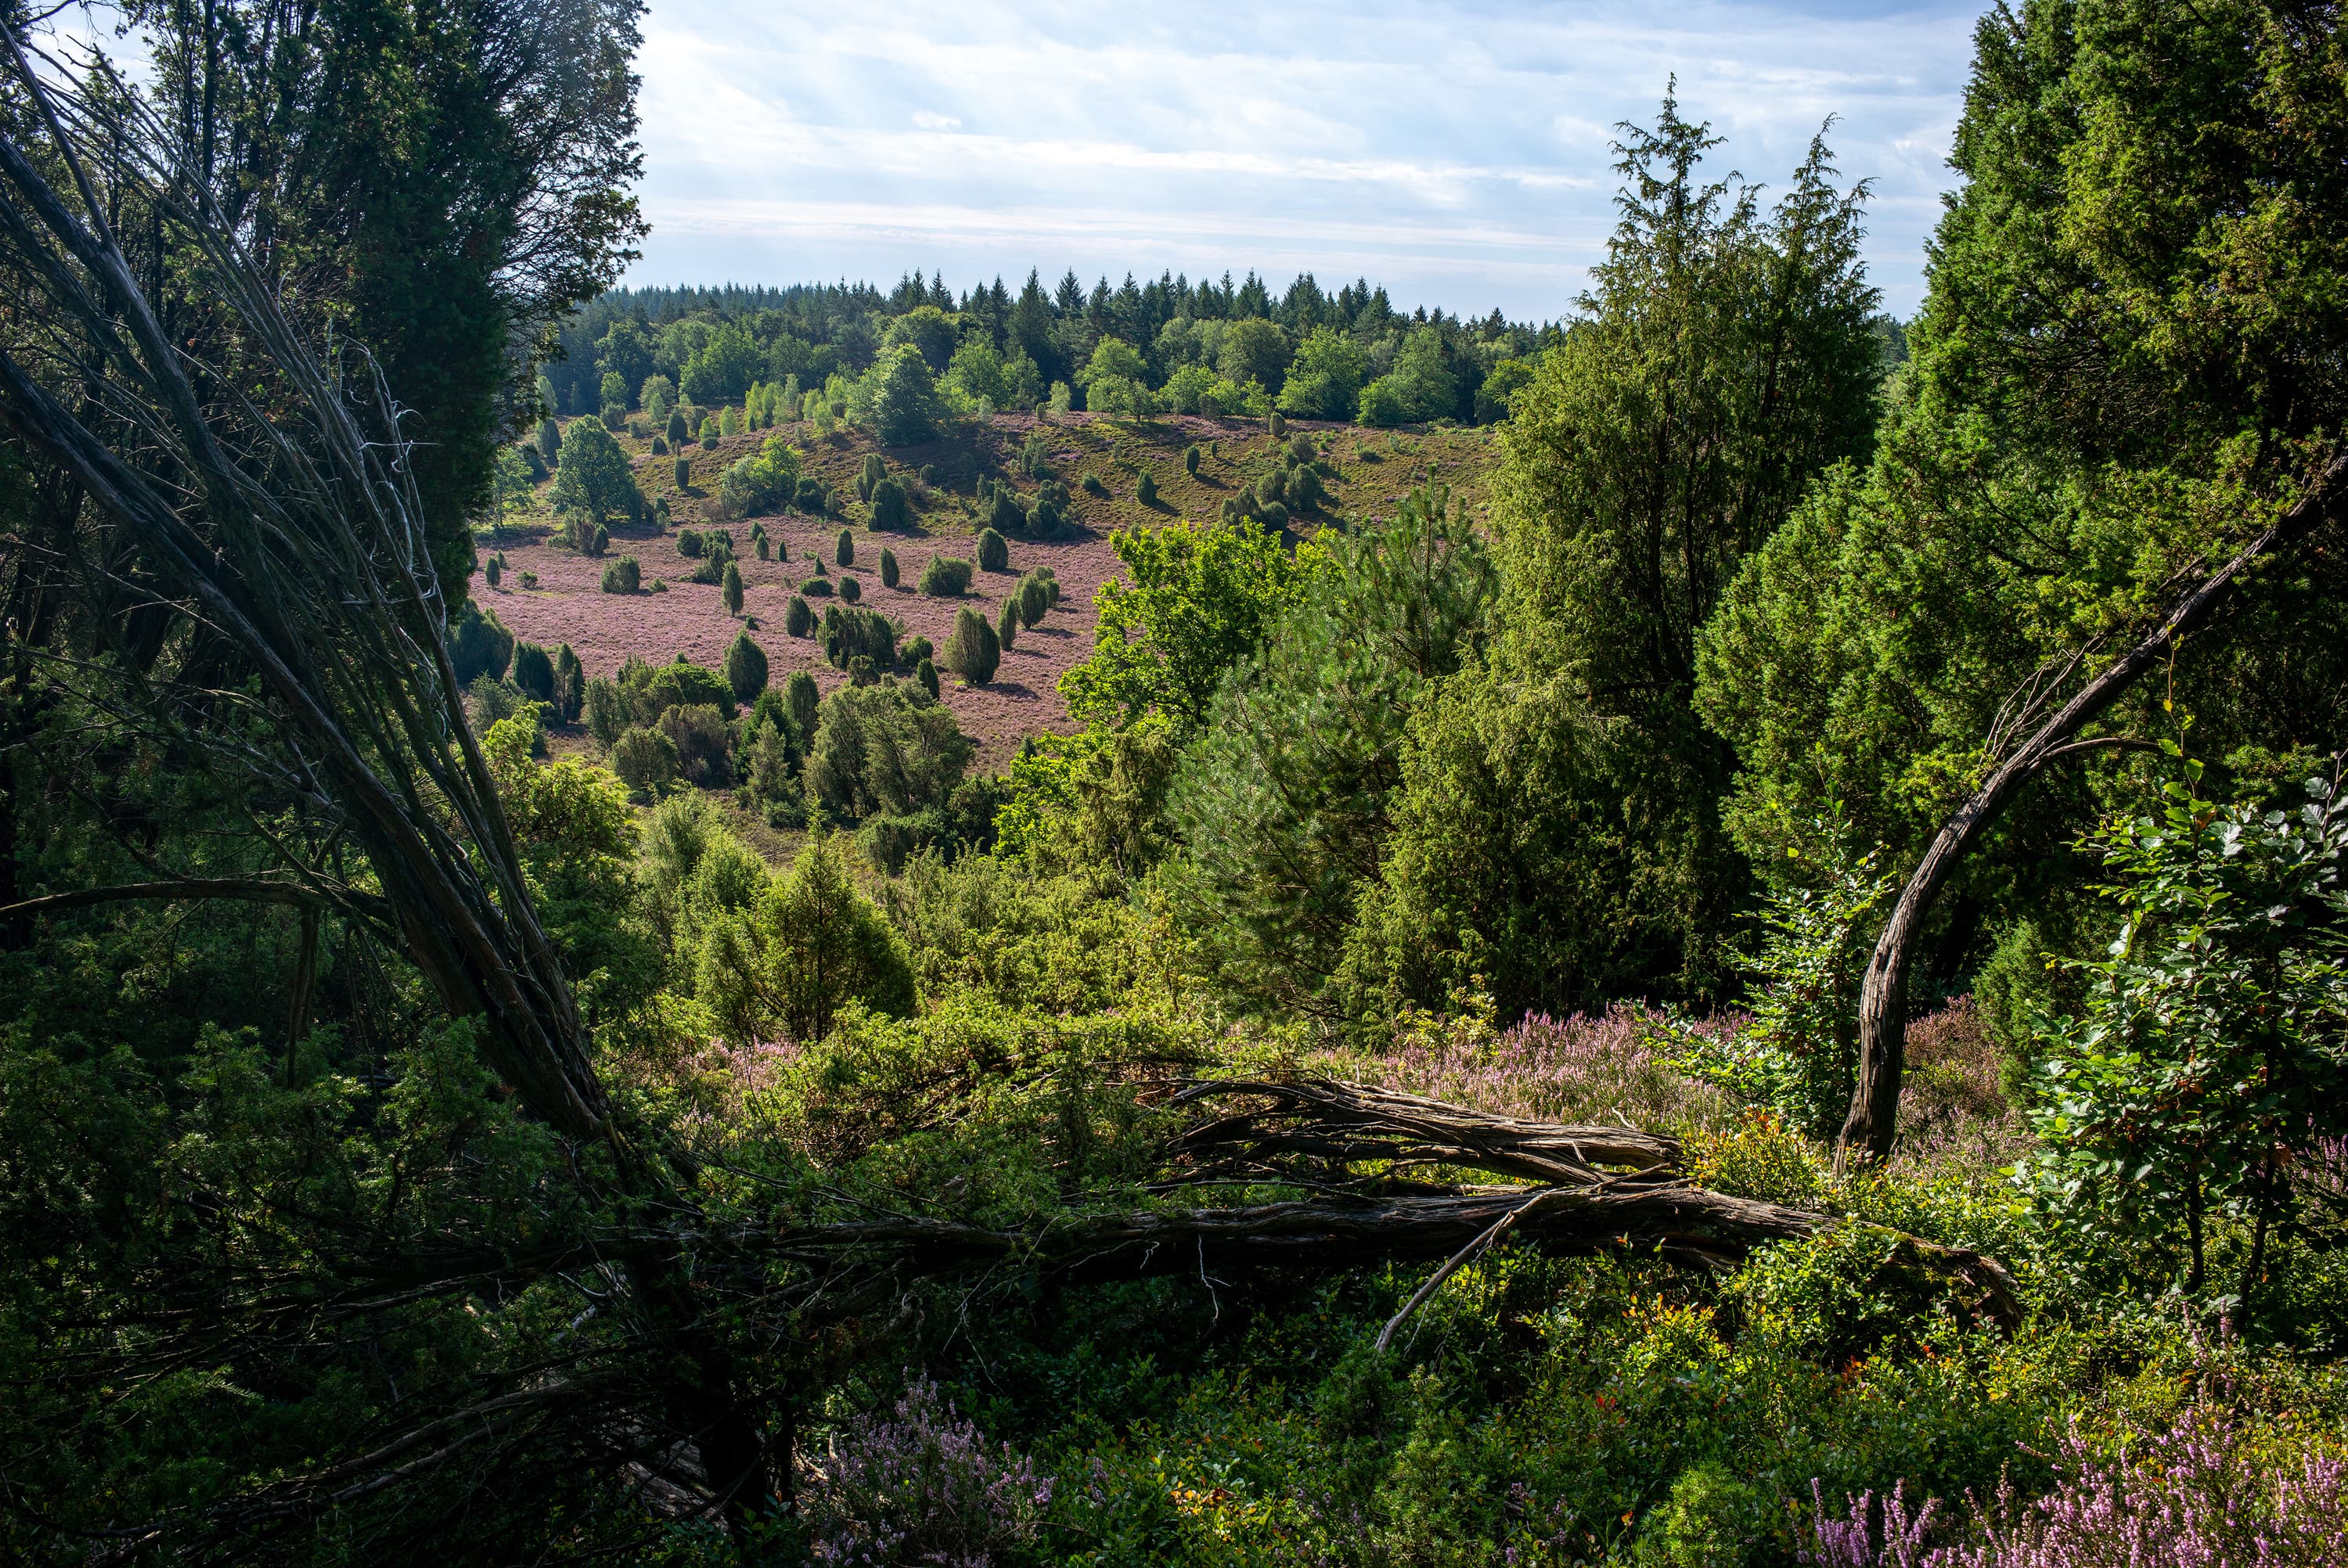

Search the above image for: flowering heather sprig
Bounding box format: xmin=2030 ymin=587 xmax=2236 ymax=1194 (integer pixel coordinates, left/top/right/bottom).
xmin=1805 ymin=1401 xmax=2348 ymax=1567
xmin=801 ymin=1379 xmax=1053 ymax=1566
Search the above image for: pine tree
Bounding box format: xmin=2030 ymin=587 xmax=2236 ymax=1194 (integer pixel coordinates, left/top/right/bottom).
xmin=725 ymin=629 xmax=769 ymax=702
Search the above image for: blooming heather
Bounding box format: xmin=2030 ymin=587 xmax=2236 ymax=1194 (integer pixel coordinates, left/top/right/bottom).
xmin=803 ymin=1380 xmax=1054 ymax=1566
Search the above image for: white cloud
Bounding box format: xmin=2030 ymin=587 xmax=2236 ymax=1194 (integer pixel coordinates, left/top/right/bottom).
xmin=626 ymin=0 xmax=1986 ymax=318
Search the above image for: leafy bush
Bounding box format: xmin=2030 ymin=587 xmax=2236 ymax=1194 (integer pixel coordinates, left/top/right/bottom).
xmin=996 ymin=598 xmax=1018 ymax=653
xmin=674 ymin=455 xmax=690 ymax=491
xmin=724 ymin=631 xmax=769 ymax=703
xmin=693 ymin=833 xmax=917 ymax=1041
xmin=920 ymin=556 xmax=974 ymax=596
xmin=678 ymin=529 xmax=703 ymax=558
xmin=976 ymin=528 xmax=1009 ymax=573
xmin=656 ymin=703 xmax=733 ymax=788
xmin=721 ymin=561 xmax=744 ymax=617
xmin=916 ymin=656 xmax=939 ymax=698
xmin=1137 ymin=470 xmax=1158 ymax=505
xmin=801 ymin=577 xmax=834 ymax=598
xmin=1081 ymin=470 xmax=1107 ymax=496
xmin=835 ymin=528 xmax=855 ymax=566
xmin=1017 ymin=572 xmax=1050 ymax=628
xmin=870 ymin=476 xmax=912 ymax=530
xmin=794 ymin=475 xmax=827 ymax=513
xmin=448 ymin=603 xmax=513 ymax=684
xmin=785 ymin=595 xmax=815 ymax=637
xmin=484 ymin=555 xmax=502 ymax=588
xmin=713 ymin=435 xmax=801 ymax=520
xmin=610 ymin=725 xmax=678 ymax=795
xmin=804 ymin=680 xmax=974 ymax=823
xmin=511 ymin=641 xmax=555 ymax=703
xmin=880 ymin=547 xmax=899 ymax=588
xmin=1183 ymin=443 xmax=1201 ymax=476
xmin=823 ymin=606 xmax=899 ymax=673
xmin=945 ymin=605 xmax=999 ymax=685
xmin=840 ymin=574 xmax=862 ymax=603
xmin=666 ymin=408 xmax=688 ymax=445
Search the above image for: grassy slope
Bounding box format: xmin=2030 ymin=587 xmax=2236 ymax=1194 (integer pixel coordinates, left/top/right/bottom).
xmin=487 ymin=410 xmax=1502 ymax=771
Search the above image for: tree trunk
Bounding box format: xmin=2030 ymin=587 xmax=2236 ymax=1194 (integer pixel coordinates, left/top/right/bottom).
xmin=1838 ymin=457 xmax=2348 ymax=1165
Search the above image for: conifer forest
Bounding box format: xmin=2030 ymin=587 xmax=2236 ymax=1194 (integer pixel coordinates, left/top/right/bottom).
xmin=3 ymin=2 xmax=2348 ymax=1563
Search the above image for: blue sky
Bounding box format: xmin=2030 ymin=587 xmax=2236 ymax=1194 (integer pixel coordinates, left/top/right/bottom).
xmin=628 ymin=0 xmax=1986 ymax=322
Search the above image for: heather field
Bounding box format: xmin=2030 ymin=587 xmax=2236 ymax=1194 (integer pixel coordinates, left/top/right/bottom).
xmin=487 ymin=409 xmax=1500 ymax=768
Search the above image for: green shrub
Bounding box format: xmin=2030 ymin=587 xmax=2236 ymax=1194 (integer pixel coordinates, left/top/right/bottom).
xmin=975 ymin=529 xmax=1009 ymax=572
xmin=785 ymin=595 xmax=815 ymax=637
xmin=699 ymin=417 xmax=719 ymax=448
xmin=835 ymin=529 xmax=854 ymax=566
xmin=902 ymin=635 xmax=932 ymax=666
xmin=785 ymin=670 xmax=820 ymax=738
xmin=484 ymin=555 xmax=502 ymax=588
xmin=650 ymin=433 xmax=667 ymax=455
xmin=848 ymin=654 xmax=877 ymax=687
xmin=722 ymin=561 xmax=744 ymax=617
xmin=1136 ymin=470 xmax=1158 ymax=505
xmin=1269 ymin=408 xmax=1286 ymax=437
xmin=915 ymin=657 xmax=939 ymax=698
xmin=724 ymin=631 xmax=769 ymax=703
xmin=1017 ymin=573 xmax=1050 ymax=628
xmin=794 ymin=476 xmax=827 ymax=513
xmin=944 ymin=604 xmax=999 ymax=685
xmin=551 ymin=643 xmax=584 ymax=722
xmin=657 ymin=702 xmax=733 ymax=788
xmin=666 ymin=408 xmax=688 ymax=445
xmin=996 ymin=597 xmax=1018 ymax=652
xmin=822 ymin=606 xmax=899 ymax=672
xmin=803 ymin=576 xmax=835 ymax=598
xmin=600 ymin=556 xmax=639 ymax=594
xmin=679 ymin=529 xmax=703 ymax=558
xmin=675 ymin=455 xmax=691 ymax=491
xmin=879 ymin=547 xmax=899 ymax=588
xmin=583 ymin=677 xmax=624 ymax=748
xmin=1081 ymin=471 xmax=1107 ymax=496
xmin=610 ymin=725 xmax=678 ymax=795
xmin=510 ymin=641 xmax=555 ymax=702
xmin=920 ymin=556 xmax=974 ymax=596
xmin=841 ymin=574 xmax=862 ymax=603
xmin=857 ymin=452 xmax=884 ymax=501
xmin=869 ymin=476 xmax=912 ymax=530
xmin=1183 ymin=444 xmax=1201 ymax=476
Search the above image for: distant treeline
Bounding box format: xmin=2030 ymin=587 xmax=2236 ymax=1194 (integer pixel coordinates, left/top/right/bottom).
xmin=542 ymin=268 xmax=1572 ymax=429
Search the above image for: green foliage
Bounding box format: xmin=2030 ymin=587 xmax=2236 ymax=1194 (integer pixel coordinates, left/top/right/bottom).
xmin=870 ymin=342 xmax=947 ymax=446
xmin=1136 ymin=469 xmax=1158 ymax=506
xmin=995 ymin=717 xmax=1181 ymax=880
xmin=804 ymin=680 xmax=974 ymax=825
xmin=996 ymin=597 xmax=1018 ymax=653
xmin=869 ymin=476 xmax=912 ymax=530
xmin=944 ymin=604 xmax=999 ymax=685
xmin=841 ymin=574 xmax=862 ymax=603
xmin=835 ymin=528 xmax=855 ymax=566
xmin=600 ymin=555 xmax=640 ymax=594
xmin=1183 ymin=444 xmax=1201 ymax=477
xmin=713 ymin=435 xmax=801 ymax=520
xmin=1169 ymin=487 xmax=1496 ymax=1017
xmin=822 ymin=606 xmax=899 ymax=673
xmin=1062 ymin=513 xmax=1299 ymax=732
xmin=916 ymin=656 xmax=939 ymax=698
xmin=611 ymin=725 xmax=679 ymax=794
xmin=880 ymin=547 xmax=899 ymax=588
xmin=551 ymin=418 xmax=641 ymax=533
xmin=785 ymin=595 xmax=815 ymax=637
xmin=920 ymin=555 xmax=974 ymax=597
xmin=721 ymin=560 xmax=744 ymax=617
xmin=674 ymin=454 xmax=691 ymax=491
xmin=1017 ymin=572 xmax=1050 ymax=630
xmin=724 ymin=630 xmax=769 ymax=703
xmin=786 ymin=668 xmax=821 ymax=738
xmin=1277 ymin=325 xmax=1368 ymax=421
xmin=693 ymin=833 xmax=917 ymax=1042
xmin=667 ymin=408 xmax=689 ymax=445
xmin=511 ymin=640 xmax=556 ymax=703
xmin=2026 ymin=757 xmax=2348 ymax=1298
xmin=448 ymin=602 xmax=514 ymax=684
xmin=975 ymin=527 xmax=1009 ymax=573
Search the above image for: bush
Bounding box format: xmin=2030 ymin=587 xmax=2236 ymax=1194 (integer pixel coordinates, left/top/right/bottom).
xmin=974 ymin=528 xmax=1009 ymax=573
xmin=550 ymin=644 xmax=584 ymax=722
xmin=857 ymin=452 xmax=885 ymax=502
xmin=1269 ymin=408 xmax=1286 ymax=437
xmin=841 ymin=574 xmax=862 ymax=603
xmin=511 ymin=641 xmax=556 ymax=703
xmin=657 ymin=703 xmax=733 ymax=787
xmin=600 ymin=556 xmax=640 ymax=594
xmin=848 ymin=654 xmax=877 ymax=687
xmin=920 ymin=556 xmax=974 ymax=596
xmin=798 ymin=1383 xmax=1052 ymax=1568
xmin=835 ymin=529 xmax=854 ymax=566
xmin=483 ymin=555 xmax=502 ymax=588
xmin=650 ymin=433 xmax=666 ymax=455
xmin=678 ymin=529 xmax=703 ymax=558
xmin=784 ymin=595 xmax=815 ymax=637
xmin=996 ymin=597 xmax=1018 ymax=653
xmin=915 ymin=657 xmax=939 ymax=698
xmin=801 ymin=577 xmax=834 ymax=598
xmin=674 ymin=455 xmax=691 ymax=491
xmin=803 ymin=683 xmax=973 ymax=823
xmin=1183 ymin=444 xmax=1201 ymax=476
xmin=610 ymin=726 xmax=678 ymax=795
xmin=869 ymin=476 xmax=912 ymax=530
xmin=725 ymin=631 xmax=769 ymax=703
xmin=902 ymin=635 xmax=933 ymax=666
xmin=1081 ymin=470 xmax=1107 ymax=496
xmin=785 ymin=670 xmax=820 ymax=738
xmin=794 ymin=476 xmax=827 ymax=513
xmin=880 ymin=547 xmax=899 ymax=588
xmin=582 ymin=677 xmax=624 ymax=749
xmin=944 ymin=605 xmax=999 ymax=685
xmin=823 ymin=606 xmax=899 ymax=672
xmin=1017 ymin=573 xmax=1050 ymax=628
xmin=1136 ymin=470 xmax=1158 ymax=505
xmin=666 ymin=408 xmax=688 ymax=445
xmin=722 ymin=561 xmax=744 ymax=617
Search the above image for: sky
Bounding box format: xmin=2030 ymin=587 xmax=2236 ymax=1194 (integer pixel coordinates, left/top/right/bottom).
xmin=626 ymin=0 xmax=1989 ymax=323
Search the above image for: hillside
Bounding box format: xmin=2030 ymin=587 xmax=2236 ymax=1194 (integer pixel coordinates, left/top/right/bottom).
xmin=484 ymin=409 xmax=1501 ymax=768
